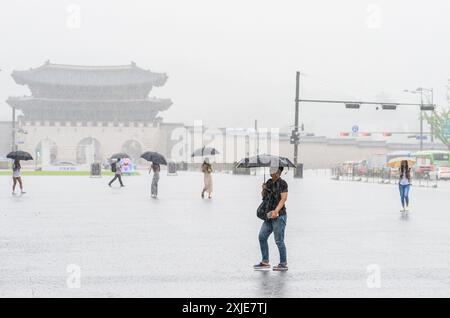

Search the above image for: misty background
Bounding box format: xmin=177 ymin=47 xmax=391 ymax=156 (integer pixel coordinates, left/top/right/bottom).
xmin=0 ymin=0 xmax=449 ymax=138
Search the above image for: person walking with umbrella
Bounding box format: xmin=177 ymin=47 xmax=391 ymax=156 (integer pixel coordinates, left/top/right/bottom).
xmin=141 ymin=151 xmax=167 ymax=198
xmin=150 ymin=162 xmax=161 ymax=198
xmin=386 ymin=157 xmax=414 ymax=212
xmin=191 ymin=146 xmax=219 ymax=199
xmin=201 ymin=158 xmax=213 ymax=199
xmin=235 ymin=154 xmax=294 ymax=271
xmin=399 ymin=159 xmax=412 ymax=212
xmin=254 ymin=165 xmax=289 ymax=271
xmin=108 ymin=158 xmax=125 ymax=188
xmin=12 ymin=159 xmax=25 ymax=195
xmin=7 ymin=150 xmax=32 ymax=195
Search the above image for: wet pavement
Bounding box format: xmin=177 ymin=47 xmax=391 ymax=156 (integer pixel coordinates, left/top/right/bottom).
xmin=1 ymin=170 xmax=449 ymax=297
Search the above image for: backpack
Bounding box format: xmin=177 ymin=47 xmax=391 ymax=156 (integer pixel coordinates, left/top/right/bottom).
xmin=111 ymin=162 xmax=117 ymax=173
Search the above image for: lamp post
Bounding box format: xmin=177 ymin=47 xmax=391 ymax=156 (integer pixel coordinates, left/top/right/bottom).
xmin=293 ymin=71 xmax=300 ymax=166
xmin=404 ymin=87 xmax=434 ymax=150
xmin=291 ymin=71 xmax=303 ymax=178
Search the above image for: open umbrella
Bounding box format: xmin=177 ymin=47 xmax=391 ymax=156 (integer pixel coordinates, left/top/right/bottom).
xmin=386 ymin=157 xmax=416 ymax=168
xmin=236 ymin=154 xmax=296 ymax=182
xmin=191 ymin=146 xmax=220 ymax=157
xmin=140 ymin=151 xmax=167 ymax=165
xmin=7 ymin=150 xmax=33 ymax=161
xmin=235 ymin=154 xmax=296 ymax=169
xmin=110 ymin=153 xmax=130 ymax=160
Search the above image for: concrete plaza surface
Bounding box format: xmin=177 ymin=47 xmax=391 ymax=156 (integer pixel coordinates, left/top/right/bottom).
xmin=1 ymin=170 xmax=449 ymax=297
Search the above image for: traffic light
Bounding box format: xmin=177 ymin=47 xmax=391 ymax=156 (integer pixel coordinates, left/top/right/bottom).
xmin=420 ymin=105 xmax=435 ymax=111
xmin=290 ymin=130 xmax=300 ymax=144
xmin=381 ymin=104 xmax=398 ymax=110
xmin=345 ymin=103 xmax=360 ymax=109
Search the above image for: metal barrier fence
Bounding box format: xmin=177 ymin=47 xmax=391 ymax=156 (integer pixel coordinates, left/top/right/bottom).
xmin=330 ymin=167 xmax=441 ymax=188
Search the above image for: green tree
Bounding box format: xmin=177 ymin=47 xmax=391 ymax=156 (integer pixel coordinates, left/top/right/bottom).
xmin=423 ymin=108 xmax=450 ymax=149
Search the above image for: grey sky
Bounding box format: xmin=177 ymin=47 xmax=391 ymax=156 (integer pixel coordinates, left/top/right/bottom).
xmin=0 ymin=0 xmax=449 ymax=137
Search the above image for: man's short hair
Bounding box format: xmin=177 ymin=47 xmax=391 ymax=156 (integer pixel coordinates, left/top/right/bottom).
xmin=270 ymin=166 xmax=284 ymax=174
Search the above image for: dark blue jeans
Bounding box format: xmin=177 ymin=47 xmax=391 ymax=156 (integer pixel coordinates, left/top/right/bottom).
xmin=258 ymin=215 xmax=287 ymax=265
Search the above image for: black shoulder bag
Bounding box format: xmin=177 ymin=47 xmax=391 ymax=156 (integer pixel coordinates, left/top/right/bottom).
xmin=256 ymin=189 xmax=277 ymax=221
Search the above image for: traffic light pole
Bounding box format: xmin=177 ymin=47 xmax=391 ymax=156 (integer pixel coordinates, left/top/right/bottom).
xmin=294 ymin=97 xmax=434 ymax=154
xmin=255 ymin=119 xmax=259 ymax=156
xmin=420 ymin=90 xmax=424 ymax=151
xmin=430 ymin=88 xmax=434 ymax=144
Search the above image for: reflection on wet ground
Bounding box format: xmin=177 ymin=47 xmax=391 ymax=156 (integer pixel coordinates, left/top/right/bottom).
xmin=1 ymin=171 xmax=449 ymax=297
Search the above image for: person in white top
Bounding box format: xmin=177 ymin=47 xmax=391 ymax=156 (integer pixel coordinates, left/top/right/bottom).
xmin=12 ymin=159 xmax=25 ymax=195
xmin=399 ymin=160 xmax=411 ymax=212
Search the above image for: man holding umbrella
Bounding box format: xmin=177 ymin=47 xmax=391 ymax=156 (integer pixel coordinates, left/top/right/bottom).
xmin=235 ymin=154 xmax=293 ymax=271
xmin=254 ymin=165 xmax=289 ymax=271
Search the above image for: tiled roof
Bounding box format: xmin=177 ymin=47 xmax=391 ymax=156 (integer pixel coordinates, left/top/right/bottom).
xmin=11 ymin=61 xmax=168 ymax=87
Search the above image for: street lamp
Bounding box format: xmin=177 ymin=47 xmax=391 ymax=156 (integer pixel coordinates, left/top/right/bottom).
xmin=417 ymin=88 xmax=435 ymax=144
xmin=404 ymin=87 xmax=434 ymax=150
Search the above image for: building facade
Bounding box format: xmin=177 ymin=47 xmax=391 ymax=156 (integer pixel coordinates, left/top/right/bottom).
xmin=7 ymin=61 xmax=181 ymax=166
xmin=0 ymin=122 xmax=12 ymax=158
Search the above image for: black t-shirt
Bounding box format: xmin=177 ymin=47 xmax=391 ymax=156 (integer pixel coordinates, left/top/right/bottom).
xmin=265 ymin=177 xmax=288 ymax=215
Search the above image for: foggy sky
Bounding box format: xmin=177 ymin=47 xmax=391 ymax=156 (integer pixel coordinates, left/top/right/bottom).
xmin=0 ymin=0 xmax=449 ymax=138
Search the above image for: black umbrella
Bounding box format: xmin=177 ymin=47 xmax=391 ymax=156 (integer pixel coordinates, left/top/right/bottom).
xmin=110 ymin=153 xmax=130 ymax=160
xmin=191 ymin=146 xmax=220 ymax=157
xmin=7 ymin=150 xmax=33 ymax=161
xmin=235 ymin=154 xmax=295 ymax=182
xmin=140 ymin=151 xmax=167 ymax=165
xmin=235 ymin=154 xmax=295 ymax=169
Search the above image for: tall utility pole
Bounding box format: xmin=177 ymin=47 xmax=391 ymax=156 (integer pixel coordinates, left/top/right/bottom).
xmin=404 ymin=87 xmax=434 ymax=151
xmin=430 ymin=88 xmax=434 ymax=144
xmin=255 ymin=119 xmax=259 ymax=155
xmin=12 ymin=107 xmax=16 ymax=151
xmin=293 ymin=71 xmax=300 ymax=165
xmin=420 ymin=90 xmax=424 ymax=151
